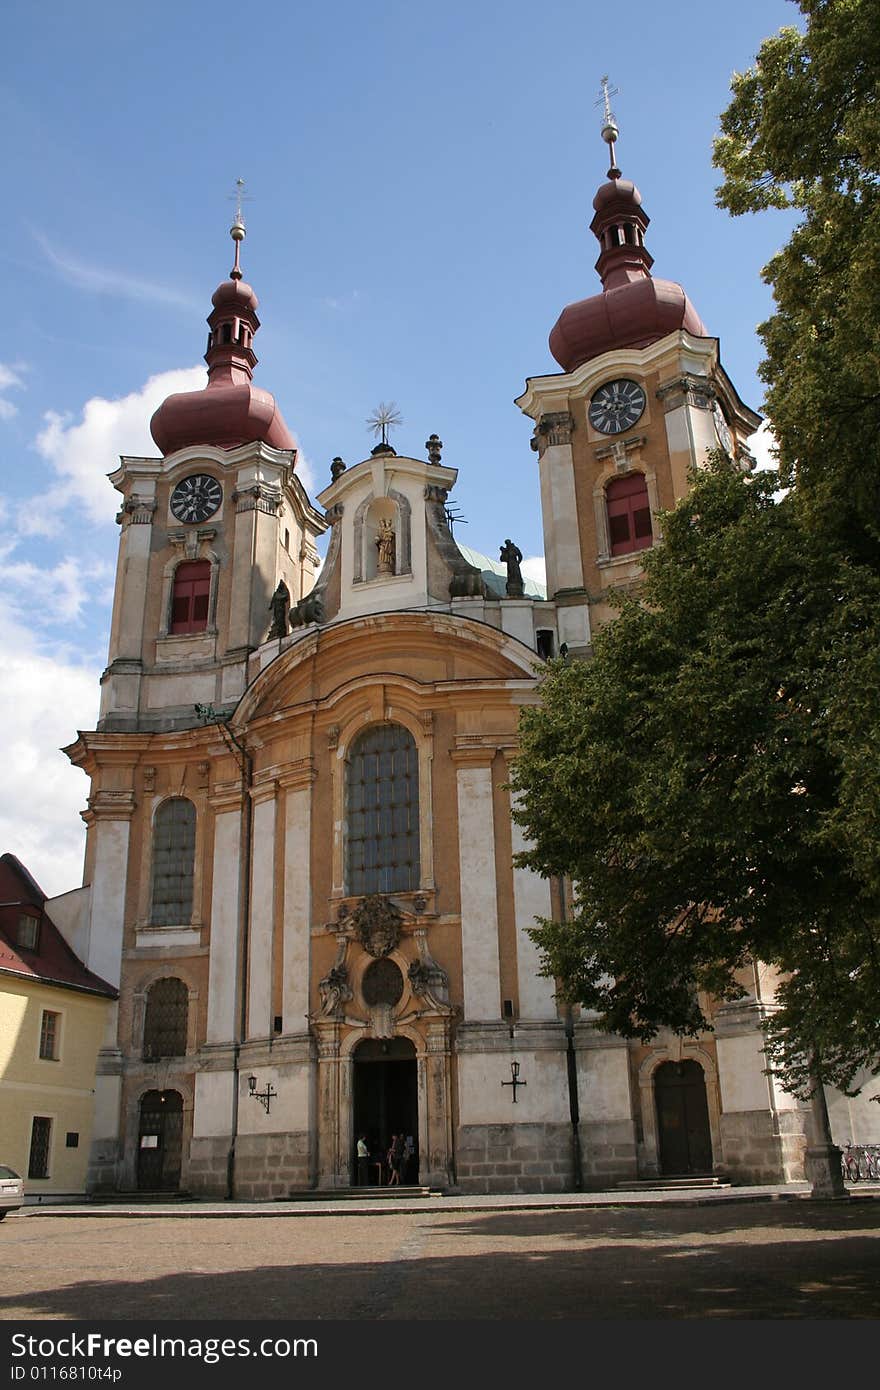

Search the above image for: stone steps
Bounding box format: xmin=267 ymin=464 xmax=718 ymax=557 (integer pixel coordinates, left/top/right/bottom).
xmin=90 ymin=1191 xmax=196 ymax=1203
xmin=286 ymin=1185 xmax=440 ymax=1201
xmin=615 ymin=1177 xmax=730 ymax=1191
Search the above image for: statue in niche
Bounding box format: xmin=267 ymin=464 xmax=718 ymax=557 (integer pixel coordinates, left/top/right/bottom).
xmin=267 ymin=580 xmax=290 ymax=639
xmin=376 ymin=518 xmax=396 ymax=575
xmin=500 ymin=538 xmax=524 ymax=598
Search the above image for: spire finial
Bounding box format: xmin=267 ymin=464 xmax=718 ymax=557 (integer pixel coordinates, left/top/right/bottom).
xmin=595 ymin=76 xmax=622 ymax=179
xmin=228 ymin=177 xmax=250 ymax=279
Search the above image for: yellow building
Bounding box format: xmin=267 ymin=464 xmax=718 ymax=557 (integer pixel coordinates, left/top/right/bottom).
xmin=0 ymin=854 xmax=116 ymax=1200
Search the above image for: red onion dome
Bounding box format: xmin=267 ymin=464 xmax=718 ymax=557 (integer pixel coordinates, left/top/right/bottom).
xmin=150 ymin=229 xmax=296 ymax=456
xmin=549 ymin=176 xmax=707 ymax=374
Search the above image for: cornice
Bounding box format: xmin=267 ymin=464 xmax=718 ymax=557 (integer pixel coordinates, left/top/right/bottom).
xmin=516 ymin=330 xmax=720 ymax=418
xmin=316 ymin=454 xmax=458 ymax=509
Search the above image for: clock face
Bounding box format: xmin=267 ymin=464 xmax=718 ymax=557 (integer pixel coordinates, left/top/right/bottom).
xmin=713 ymin=401 xmax=733 ymax=454
xmin=588 ymin=379 xmax=646 ymax=435
xmin=169 ymin=474 xmax=222 ymax=524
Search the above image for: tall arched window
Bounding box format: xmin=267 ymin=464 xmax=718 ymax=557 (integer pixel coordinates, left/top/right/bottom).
xmin=142 ymin=977 xmax=188 ymax=1059
xmin=170 ymin=561 xmax=210 ymax=635
xmin=606 ymin=474 xmax=653 ymax=556
xmin=346 ymin=724 xmax=419 ymax=894
xmin=150 ymin=798 xmax=196 ymax=926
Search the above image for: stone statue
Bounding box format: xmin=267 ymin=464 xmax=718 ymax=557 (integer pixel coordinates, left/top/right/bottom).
xmin=289 ymin=590 xmax=325 ymax=628
xmin=500 ymin=538 xmax=524 ymax=598
xmin=376 ymin=518 xmax=396 ymax=575
xmin=267 ymin=580 xmax=290 ymax=639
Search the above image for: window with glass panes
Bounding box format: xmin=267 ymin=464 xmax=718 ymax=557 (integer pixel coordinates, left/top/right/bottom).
xmin=143 ymin=977 xmax=188 ymax=1059
xmin=170 ymin=560 xmax=210 ymax=634
xmin=606 ymin=473 xmax=653 ymax=556
xmin=28 ymin=1116 xmax=51 ymax=1179
xmin=150 ymin=798 xmax=196 ymax=925
xmin=39 ymin=1010 xmax=59 ymax=1060
xmin=16 ymin=914 xmax=39 ymax=950
xmin=346 ymin=724 xmax=420 ymax=894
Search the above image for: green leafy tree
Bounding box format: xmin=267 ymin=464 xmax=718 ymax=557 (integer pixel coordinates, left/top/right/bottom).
xmin=511 ymin=457 xmax=880 ymax=1096
xmin=713 ymin=0 xmax=880 ymax=560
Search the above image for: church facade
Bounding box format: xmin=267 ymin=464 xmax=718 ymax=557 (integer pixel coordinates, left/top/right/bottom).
xmin=53 ymin=142 xmax=879 ymax=1199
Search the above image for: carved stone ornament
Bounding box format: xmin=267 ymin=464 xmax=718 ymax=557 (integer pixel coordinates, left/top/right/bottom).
xmin=408 ymin=958 xmax=451 ymax=1013
xmin=351 ymin=894 xmax=402 ymax=958
xmin=318 ymin=963 xmax=352 ymax=1017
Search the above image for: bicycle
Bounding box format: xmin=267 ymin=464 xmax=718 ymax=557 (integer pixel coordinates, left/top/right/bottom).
xmin=840 ymin=1143 xmax=861 ymax=1182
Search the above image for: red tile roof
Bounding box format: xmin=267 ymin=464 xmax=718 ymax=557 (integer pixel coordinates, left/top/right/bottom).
xmin=0 ymin=853 xmax=116 ymax=999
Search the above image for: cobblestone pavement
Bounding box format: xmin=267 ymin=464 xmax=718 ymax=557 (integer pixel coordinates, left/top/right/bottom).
xmin=2 ymin=1197 xmax=880 ymax=1320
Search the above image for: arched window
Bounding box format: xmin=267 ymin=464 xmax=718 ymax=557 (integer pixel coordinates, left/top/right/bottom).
xmin=606 ymin=474 xmax=653 ymax=556
xmin=170 ymin=561 xmax=210 ymax=635
xmin=142 ymin=977 xmax=188 ymax=1059
xmin=346 ymin=724 xmax=419 ymax=894
xmin=150 ymin=798 xmax=196 ymax=926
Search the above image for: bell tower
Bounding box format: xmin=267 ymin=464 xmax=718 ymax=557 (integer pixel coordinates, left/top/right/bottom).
xmin=516 ymin=83 xmax=760 ymax=654
xmin=100 ymin=211 xmax=325 ymax=732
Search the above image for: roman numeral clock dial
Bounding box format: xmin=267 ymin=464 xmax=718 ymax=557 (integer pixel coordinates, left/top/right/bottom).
xmin=588 ymin=378 xmax=646 ymax=435
xmin=169 ymin=474 xmax=222 ymax=524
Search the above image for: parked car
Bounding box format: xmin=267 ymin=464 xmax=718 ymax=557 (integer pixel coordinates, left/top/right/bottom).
xmin=0 ymin=1165 xmax=24 ymax=1219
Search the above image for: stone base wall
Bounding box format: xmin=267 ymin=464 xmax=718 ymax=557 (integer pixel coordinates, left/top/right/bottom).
xmin=455 ymin=1123 xmax=575 ymax=1193
xmin=579 ymin=1119 xmax=639 ymax=1189
xmin=187 ymin=1136 xmax=232 ymax=1198
xmin=86 ymin=1138 xmax=122 ymax=1193
xmin=719 ymin=1109 xmax=808 ymax=1184
xmin=234 ymin=1132 xmax=312 ymax=1198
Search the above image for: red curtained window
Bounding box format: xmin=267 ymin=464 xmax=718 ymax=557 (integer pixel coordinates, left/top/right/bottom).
xmin=170 ymin=560 xmax=210 ymax=634
xmin=606 ymin=474 xmax=653 ymax=556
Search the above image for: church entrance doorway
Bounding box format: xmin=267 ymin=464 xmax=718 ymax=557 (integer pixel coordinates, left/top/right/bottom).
xmin=654 ymin=1061 xmax=713 ymax=1176
xmin=352 ymin=1038 xmax=418 ymax=1186
xmin=137 ymin=1089 xmax=183 ymax=1191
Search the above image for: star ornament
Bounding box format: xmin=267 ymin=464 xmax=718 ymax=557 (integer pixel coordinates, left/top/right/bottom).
xmin=367 ymin=402 xmax=403 ymax=445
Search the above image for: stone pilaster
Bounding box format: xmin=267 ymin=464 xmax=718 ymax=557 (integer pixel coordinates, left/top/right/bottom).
xmin=205 ymin=786 xmax=244 ymax=1045
xmin=452 ymin=748 xmax=501 ymax=1021
xmin=246 ymin=780 xmax=277 ymax=1041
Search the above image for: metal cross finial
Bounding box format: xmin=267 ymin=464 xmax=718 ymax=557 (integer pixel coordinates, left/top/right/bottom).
xmin=367 ymin=402 xmax=403 ymax=447
xmin=594 ymin=76 xmax=622 ymax=179
xmin=228 ymin=177 xmax=252 ymax=277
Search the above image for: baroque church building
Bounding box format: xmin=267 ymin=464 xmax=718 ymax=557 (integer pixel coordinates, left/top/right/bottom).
xmin=51 ymin=133 xmax=877 ymax=1199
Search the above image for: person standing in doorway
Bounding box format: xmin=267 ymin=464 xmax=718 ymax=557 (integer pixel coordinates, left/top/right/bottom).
xmin=402 ymin=1133 xmax=415 ymax=1185
xmin=357 ymin=1134 xmax=370 ymax=1186
xmin=387 ymin=1133 xmax=403 ymax=1186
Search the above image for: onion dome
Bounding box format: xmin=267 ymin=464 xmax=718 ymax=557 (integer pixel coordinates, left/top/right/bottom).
xmin=150 ymin=212 xmax=295 ymax=455
xmin=548 ymin=98 xmax=706 ymax=373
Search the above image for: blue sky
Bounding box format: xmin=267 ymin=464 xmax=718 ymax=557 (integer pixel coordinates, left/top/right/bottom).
xmin=1 ymin=0 xmax=799 ymax=893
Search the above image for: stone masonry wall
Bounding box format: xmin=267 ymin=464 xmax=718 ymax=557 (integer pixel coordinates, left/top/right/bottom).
xmin=578 ymin=1118 xmax=638 ymax=1189
xmin=456 ymin=1122 xmax=575 ymax=1193
xmin=233 ymin=1131 xmax=311 ymax=1198
xmin=719 ymin=1109 xmax=808 ymax=1184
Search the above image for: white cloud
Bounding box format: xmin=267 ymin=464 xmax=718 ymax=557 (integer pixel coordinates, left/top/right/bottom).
xmin=33 ymin=230 xmax=197 ymax=310
xmin=0 ymin=603 xmax=99 ymax=898
xmin=521 ymin=555 xmax=546 ymax=588
xmin=29 ymin=366 xmax=206 ymax=529
xmin=749 ymin=419 xmax=778 ymax=473
xmin=0 ymin=553 xmax=113 ymax=626
xmin=0 ymin=361 xmax=26 ymax=419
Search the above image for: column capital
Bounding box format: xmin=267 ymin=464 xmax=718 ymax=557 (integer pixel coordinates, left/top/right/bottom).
xmin=655 ymin=374 xmax=714 ymax=413
xmin=82 ymin=789 xmax=137 ymax=824
xmin=209 ymin=781 xmax=246 ymax=813
xmin=531 ymin=410 xmax=575 ymax=456
xmin=450 ymin=737 xmax=515 ymax=767
xmin=278 ymin=757 xmax=317 ymax=792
